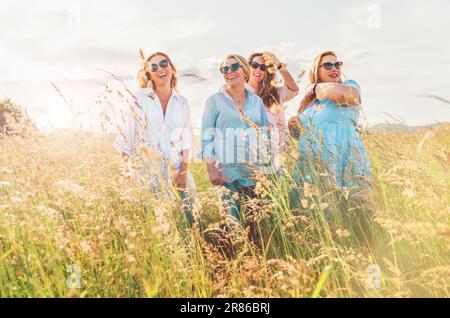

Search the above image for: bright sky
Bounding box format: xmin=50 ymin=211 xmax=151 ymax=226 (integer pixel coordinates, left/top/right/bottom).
xmin=1 ymin=0 xmax=449 ymax=131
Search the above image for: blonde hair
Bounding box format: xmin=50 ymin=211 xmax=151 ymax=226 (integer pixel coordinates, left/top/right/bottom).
xmin=137 ymin=68 xmax=150 ymax=89
xmin=298 ymin=51 xmax=339 ymax=113
xmin=248 ymin=52 xmax=280 ymax=109
xmin=220 ymin=54 xmax=251 ymax=81
xmin=137 ymin=52 xmax=178 ymax=91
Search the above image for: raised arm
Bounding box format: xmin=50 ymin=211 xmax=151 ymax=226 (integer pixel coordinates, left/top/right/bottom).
xmin=278 ymin=67 xmax=299 ymax=101
xmin=315 ymin=80 xmax=361 ymax=106
xmin=263 ymin=51 xmax=299 ymax=102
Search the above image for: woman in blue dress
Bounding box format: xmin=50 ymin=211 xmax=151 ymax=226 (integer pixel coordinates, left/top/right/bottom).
xmin=201 ymin=54 xmax=270 ymax=223
xmin=289 ymin=51 xmax=371 ymax=191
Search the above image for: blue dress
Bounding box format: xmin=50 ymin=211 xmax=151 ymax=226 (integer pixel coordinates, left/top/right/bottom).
xmin=297 ymin=80 xmax=371 ymax=189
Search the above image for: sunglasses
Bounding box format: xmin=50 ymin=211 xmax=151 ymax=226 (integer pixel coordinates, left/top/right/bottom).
xmin=250 ymin=61 xmax=268 ymax=72
xmin=220 ymin=62 xmax=241 ymax=74
xmin=320 ymin=61 xmax=343 ymax=70
xmin=150 ymin=59 xmax=169 ymax=73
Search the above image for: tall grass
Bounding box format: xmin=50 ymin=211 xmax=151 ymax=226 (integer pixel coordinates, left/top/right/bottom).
xmin=0 ymin=124 xmax=449 ymax=298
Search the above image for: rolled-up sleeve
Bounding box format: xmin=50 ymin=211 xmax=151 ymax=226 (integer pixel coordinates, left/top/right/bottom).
xmin=201 ymin=97 xmax=217 ymax=160
xmin=114 ymin=102 xmax=138 ymax=156
xmin=181 ymin=101 xmax=193 ymax=152
xmin=278 ymin=84 xmax=299 ymax=103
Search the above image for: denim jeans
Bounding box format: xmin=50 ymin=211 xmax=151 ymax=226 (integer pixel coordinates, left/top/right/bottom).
xmin=222 ymin=180 xmax=256 ymax=222
xmin=179 ymin=190 xmax=194 ymax=227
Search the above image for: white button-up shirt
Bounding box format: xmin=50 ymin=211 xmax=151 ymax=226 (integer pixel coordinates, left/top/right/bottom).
xmin=115 ymin=87 xmax=193 ymax=173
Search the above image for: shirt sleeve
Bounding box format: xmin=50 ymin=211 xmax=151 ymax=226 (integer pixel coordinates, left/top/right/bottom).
xmin=114 ymin=101 xmax=138 ymax=156
xmin=278 ymin=84 xmax=299 ymax=103
xmin=342 ymin=79 xmax=362 ymax=103
xmin=201 ymin=96 xmax=218 ymax=160
xmin=181 ymin=99 xmax=193 ymax=152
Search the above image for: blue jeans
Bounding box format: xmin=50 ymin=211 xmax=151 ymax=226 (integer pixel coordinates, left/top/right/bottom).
xmin=222 ymin=181 xmax=256 ymax=222
xmin=179 ymin=190 xmax=194 ymax=227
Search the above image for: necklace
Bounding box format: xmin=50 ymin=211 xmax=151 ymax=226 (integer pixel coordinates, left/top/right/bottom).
xmin=233 ymin=93 xmax=246 ymax=108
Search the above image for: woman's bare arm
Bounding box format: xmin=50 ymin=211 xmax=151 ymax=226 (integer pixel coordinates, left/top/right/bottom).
xmin=316 ymin=83 xmax=360 ymax=106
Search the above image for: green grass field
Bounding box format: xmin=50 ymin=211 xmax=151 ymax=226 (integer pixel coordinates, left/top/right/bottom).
xmin=0 ymin=124 xmax=449 ymax=298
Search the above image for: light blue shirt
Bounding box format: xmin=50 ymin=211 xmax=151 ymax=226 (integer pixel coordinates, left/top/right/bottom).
xmin=201 ymin=85 xmax=270 ymax=186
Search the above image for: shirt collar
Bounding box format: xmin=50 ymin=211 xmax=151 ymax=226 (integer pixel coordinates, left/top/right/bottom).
xmin=218 ymin=84 xmax=255 ymax=101
xmin=142 ymin=87 xmax=180 ymax=100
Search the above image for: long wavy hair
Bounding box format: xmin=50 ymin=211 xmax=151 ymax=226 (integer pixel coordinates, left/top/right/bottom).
xmin=298 ymin=51 xmax=341 ymax=113
xmin=138 ymin=51 xmax=178 ymax=91
xmin=248 ymin=53 xmax=280 ymax=110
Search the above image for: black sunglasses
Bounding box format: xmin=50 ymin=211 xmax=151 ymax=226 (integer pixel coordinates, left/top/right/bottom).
xmin=220 ymin=62 xmax=241 ymax=74
xmin=250 ymin=61 xmax=268 ymax=72
xmin=320 ymin=61 xmax=343 ymax=70
xmin=150 ymin=59 xmax=169 ymax=73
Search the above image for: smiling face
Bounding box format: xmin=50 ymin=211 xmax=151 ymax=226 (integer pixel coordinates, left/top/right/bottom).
xmin=249 ymin=55 xmax=267 ymax=84
xmin=147 ymin=54 xmax=173 ymax=88
xmin=317 ymin=54 xmax=342 ymax=83
xmin=221 ymin=58 xmax=246 ymax=86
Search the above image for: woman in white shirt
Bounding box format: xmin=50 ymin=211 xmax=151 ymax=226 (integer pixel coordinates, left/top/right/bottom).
xmin=115 ymin=52 xmax=195 ymax=226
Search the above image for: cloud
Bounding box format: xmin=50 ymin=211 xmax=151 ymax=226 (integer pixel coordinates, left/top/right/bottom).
xmin=0 ymin=0 xmax=217 ymax=81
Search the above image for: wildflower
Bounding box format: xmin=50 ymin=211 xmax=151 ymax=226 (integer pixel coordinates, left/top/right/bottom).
xmin=336 ymin=228 xmax=351 ymax=238
xmin=152 ymin=223 xmax=170 ymax=235
xmin=0 ymin=167 xmax=14 ymax=175
xmin=54 ymin=180 xmax=87 ymax=197
xmin=303 ymin=182 xmax=319 ymax=198
xmin=80 ymin=241 xmax=92 ymax=253
xmin=126 ymin=254 xmax=136 ymax=263
xmin=0 ymin=180 xmax=12 ymax=188
xmin=254 ymin=182 xmax=264 ymax=196
xmin=300 ymin=199 xmax=309 ymax=209
xmin=403 ymin=188 xmax=416 ymax=198
xmin=118 ymin=216 xmax=130 ymax=227
xmin=10 ymin=195 xmax=23 ymax=203
xmin=34 ymin=205 xmax=60 ymax=219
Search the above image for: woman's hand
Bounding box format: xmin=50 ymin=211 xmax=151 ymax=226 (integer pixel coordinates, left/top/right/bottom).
xmin=288 ymin=116 xmax=302 ymax=140
xmin=175 ymin=170 xmax=188 ymax=190
xmin=315 ymin=83 xmax=360 ymax=106
xmin=304 ymin=84 xmax=316 ymax=99
xmin=263 ymin=52 xmax=281 ymax=69
xmin=206 ymin=162 xmax=227 ymax=186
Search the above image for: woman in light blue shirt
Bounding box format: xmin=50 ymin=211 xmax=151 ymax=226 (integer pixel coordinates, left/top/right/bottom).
xmin=201 ymin=54 xmax=270 ymax=222
xmin=289 ymin=51 xmax=371 ymax=190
